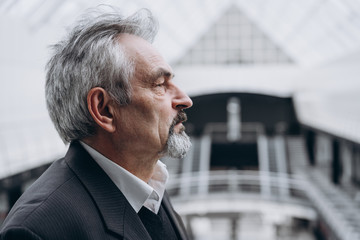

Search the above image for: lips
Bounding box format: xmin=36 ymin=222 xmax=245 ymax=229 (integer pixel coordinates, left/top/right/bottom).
xmin=174 ymin=110 xmax=187 ymax=125
xmin=169 ymin=110 xmax=188 ymax=134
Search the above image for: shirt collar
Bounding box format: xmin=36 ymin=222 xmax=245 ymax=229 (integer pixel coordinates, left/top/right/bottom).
xmin=79 ymin=141 xmax=168 ymax=214
xmin=144 ymin=161 xmax=169 ymax=213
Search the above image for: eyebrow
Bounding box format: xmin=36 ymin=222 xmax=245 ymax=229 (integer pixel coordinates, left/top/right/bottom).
xmin=149 ymin=68 xmax=175 ymax=82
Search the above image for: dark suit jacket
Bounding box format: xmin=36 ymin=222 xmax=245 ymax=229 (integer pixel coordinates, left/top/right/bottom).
xmin=0 ymin=141 xmax=189 ymax=240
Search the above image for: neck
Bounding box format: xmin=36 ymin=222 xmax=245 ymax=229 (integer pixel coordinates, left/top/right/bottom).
xmin=112 ymin=151 xmax=159 ymax=182
xmin=82 ymin=136 xmax=159 ymax=182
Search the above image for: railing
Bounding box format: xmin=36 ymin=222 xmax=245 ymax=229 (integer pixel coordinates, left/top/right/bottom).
xmin=167 ymin=170 xmax=309 ymax=205
xmin=167 ymin=170 xmax=360 ymax=240
xmin=302 ymin=170 xmax=360 ymax=240
xmin=203 ymin=122 xmax=265 ymax=142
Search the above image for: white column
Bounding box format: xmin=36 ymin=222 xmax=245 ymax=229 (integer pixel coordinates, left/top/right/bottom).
xmin=274 ymin=135 xmax=290 ymax=198
xmin=227 ymin=97 xmax=241 ymax=141
xmin=258 ymin=134 xmax=271 ymax=197
xmin=198 ymin=134 xmax=211 ymax=195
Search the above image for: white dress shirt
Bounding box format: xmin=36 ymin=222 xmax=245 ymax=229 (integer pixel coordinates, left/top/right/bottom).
xmin=80 ymin=141 xmax=169 ymax=214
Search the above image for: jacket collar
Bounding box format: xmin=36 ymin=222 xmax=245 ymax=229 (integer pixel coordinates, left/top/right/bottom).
xmin=162 ymin=192 xmax=189 ymax=240
xmin=64 ymin=141 xmax=151 ymax=240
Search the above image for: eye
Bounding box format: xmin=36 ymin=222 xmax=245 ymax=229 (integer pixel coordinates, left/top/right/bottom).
xmin=155 ymin=82 xmax=165 ymax=87
xmin=154 ymin=79 xmax=167 ymax=88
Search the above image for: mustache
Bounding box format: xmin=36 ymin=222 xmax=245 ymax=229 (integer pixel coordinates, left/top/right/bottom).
xmin=169 ymin=110 xmax=188 ymax=133
xmin=174 ymin=110 xmax=187 ymax=125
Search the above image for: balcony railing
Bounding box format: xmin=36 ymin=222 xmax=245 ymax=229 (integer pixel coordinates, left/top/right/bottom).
xmin=167 ymin=170 xmax=360 ymax=240
xmin=168 ymin=170 xmax=310 ymax=205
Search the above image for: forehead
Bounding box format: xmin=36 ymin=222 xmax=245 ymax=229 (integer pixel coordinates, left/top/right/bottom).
xmin=117 ymin=34 xmax=173 ymax=78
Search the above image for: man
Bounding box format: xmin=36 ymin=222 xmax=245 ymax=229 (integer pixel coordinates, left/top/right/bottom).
xmin=0 ymin=7 xmax=192 ymax=240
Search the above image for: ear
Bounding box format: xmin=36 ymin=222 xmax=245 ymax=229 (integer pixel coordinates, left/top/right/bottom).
xmin=87 ymin=87 xmax=116 ymax=133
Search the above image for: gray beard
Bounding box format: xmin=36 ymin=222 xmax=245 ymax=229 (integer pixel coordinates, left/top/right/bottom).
xmin=161 ymin=125 xmax=192 ymax=159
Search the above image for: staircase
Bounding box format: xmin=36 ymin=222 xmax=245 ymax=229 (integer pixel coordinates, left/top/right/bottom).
xmin=304 ymin=168 xmax=360 ymax=240
xmin=287 ymin=136 xmax=360 ymax=240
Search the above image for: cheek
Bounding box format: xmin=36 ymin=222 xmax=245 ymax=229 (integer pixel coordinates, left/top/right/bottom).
xmin=130 ymin=97 xmax=155 ymax=122
xmin=131 ymin=94 xmax=173 ymax=134
xmin=161 ymin=115 xmax=175 ymax=137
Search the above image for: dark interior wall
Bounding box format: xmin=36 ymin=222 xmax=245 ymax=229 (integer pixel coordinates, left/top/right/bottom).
xmin=184 ymin=92 xmax=300 ymax=136
xmin=210 ymin=142 xmax=259 ymax=170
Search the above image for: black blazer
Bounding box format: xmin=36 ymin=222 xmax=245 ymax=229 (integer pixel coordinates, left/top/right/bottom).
xmin=0 ymin=141 xmax=189 ymax=240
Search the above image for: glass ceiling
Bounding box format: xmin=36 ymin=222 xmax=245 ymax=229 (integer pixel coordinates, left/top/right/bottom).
xmin=1 ymin=0 xmax=360 ymax=66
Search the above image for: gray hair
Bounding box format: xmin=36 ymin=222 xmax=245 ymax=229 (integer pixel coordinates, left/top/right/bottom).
xmin=45 ymin=6 xmax=158 ymax=143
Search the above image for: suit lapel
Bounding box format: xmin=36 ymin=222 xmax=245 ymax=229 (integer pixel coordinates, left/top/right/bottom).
xmin=65 ymin=141 xmax=151 ymax=240
xmin=162 ymin=192 xmax=189 ymax=240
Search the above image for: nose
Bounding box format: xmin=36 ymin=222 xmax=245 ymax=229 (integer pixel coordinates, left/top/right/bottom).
xmin=172 ymin=85 xmax=193 ymax=110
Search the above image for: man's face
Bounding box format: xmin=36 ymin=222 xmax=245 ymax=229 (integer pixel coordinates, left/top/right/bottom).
xmin=113 ymin=34 xmax=193 ymax=159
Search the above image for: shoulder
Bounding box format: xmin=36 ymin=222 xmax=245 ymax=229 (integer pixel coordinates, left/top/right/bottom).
xmin=1 ymin=158 xmax=104 ymax=239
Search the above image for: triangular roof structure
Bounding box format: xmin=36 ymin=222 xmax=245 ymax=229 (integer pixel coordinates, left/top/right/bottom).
xmin=175 ymin=6 xmax=293 ymax=65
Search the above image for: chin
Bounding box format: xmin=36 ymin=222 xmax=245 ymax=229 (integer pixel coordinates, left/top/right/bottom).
xmin=160 ymin=128 xmax=192 ymax=159
xmin=174 ymin=124 xmax=185 ymax=133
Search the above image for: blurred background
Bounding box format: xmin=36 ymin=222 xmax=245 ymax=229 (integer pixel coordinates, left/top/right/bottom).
xmin=1 ymin=0 xmax=360 ymax=239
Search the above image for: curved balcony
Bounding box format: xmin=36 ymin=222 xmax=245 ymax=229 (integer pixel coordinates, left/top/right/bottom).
xmin=168 ymin=170 xmax=316 ymax=220
xmin=167 ymin=170 xmax=360 ymax=240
